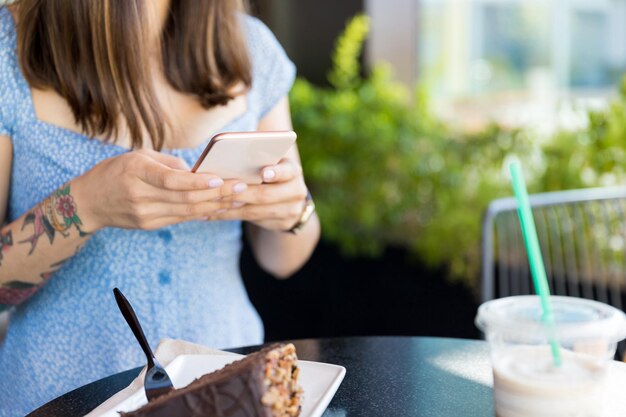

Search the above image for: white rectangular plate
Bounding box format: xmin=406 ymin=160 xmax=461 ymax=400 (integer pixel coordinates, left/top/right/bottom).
xmin=98 ymin=353 xmax=346 ymax=417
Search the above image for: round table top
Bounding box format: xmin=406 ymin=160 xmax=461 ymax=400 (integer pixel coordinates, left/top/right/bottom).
xmin=27 ymin=336 xmax=495 ymax=417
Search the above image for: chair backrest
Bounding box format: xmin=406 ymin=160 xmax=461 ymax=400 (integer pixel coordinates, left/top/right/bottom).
xmin=481 ymin=186 xmax=626 ymax=357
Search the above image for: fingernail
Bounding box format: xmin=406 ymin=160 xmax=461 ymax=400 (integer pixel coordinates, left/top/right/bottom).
xmin=263 ymin=169 xmax=276 ymax=181
xmin=208 ymin=178 xmax=224 ymax=189
xmin=233 ymin=183 xmax=247 ymax=194
xmin=231 ymin=201 xmax=245 ymax=208
xmin=214 ymin=209 xmax=227 ymax=214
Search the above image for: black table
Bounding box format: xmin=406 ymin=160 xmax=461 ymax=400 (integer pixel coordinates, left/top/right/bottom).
xmin=27 ymin=336 xmax=496 ymax=417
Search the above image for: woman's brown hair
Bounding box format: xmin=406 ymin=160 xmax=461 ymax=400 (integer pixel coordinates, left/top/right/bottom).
xmin=15 ymin=0 xmax=252 ymax=150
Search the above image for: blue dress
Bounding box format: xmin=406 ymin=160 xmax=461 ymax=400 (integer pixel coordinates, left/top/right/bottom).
xmin=0 ymin=7 xmax=295 ymax=416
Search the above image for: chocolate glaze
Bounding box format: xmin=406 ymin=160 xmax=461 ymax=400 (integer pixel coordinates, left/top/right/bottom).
xmin=120 ymin=345 xmax=282 ymax=417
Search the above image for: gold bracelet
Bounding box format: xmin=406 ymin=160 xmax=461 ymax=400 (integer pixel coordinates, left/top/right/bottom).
xmin=286 ymin=191 xmax=315 ymax=235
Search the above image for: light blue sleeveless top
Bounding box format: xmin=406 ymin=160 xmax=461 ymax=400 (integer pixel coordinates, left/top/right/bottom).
xmin=0 ymin=7 xmax=295 ymax=416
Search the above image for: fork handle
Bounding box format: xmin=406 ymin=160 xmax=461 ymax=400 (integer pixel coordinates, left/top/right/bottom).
xmin=113 ymin=288 xmax=156 ymax=368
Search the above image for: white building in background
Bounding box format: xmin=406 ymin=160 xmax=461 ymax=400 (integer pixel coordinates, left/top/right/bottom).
xmin=366 ymin=0 xmax=626 ymax=132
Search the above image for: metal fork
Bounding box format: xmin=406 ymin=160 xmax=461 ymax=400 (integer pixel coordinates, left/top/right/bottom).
xmin=113 ymin=288 xmax=174 ymax=401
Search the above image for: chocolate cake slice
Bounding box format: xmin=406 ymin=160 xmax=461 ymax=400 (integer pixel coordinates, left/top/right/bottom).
xmin=120 ymin=343 xmax=303 ymax=417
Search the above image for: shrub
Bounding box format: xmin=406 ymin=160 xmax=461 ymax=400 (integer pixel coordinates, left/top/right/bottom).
xmin=539 ymin=78 xmax=626 ymax=191
xmin=290 ymin=15 xmax=531 ymax=282
xmin=292 ymin=14 xmax=626 ymax=286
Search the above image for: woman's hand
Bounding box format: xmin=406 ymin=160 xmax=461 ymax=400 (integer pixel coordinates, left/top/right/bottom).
xmin=73 ymin=149 xmax=242 ymax=232
xmin=207 ymin=158 xmax=308 ymax=232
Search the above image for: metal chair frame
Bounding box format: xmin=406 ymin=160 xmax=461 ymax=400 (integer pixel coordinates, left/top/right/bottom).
xmin=481 ymin=185 xmax=626 ymax=302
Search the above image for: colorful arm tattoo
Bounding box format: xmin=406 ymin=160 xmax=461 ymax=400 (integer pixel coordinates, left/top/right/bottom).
xmin=0 ymin=256 xmax=72 ymax=310
xmin=19 ymin=184 xmax=89 ymax=255
xmin=0 ymin=280 xmax=41 ymax=309
xmin=0 ymin=183 xmax=90 ymax=310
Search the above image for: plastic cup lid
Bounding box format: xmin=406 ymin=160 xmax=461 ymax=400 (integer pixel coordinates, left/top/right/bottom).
xmin=475 ymin=295 xmax=626 ymax=342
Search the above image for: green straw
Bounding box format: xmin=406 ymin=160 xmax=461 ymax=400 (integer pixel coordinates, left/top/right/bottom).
xmin=509 ymin=161 xmax=562 ymax=367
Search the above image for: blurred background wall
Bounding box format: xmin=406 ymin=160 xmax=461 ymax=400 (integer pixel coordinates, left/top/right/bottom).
xmin=254 ymin=0 xmax=626 ymax=132
xmin=252 ymin=0 xmax=363 ymax=85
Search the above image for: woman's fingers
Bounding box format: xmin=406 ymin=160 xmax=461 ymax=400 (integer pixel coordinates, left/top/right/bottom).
xmin=208 ymin=200 xmax=304 ymax=225
xmin=143 ymin=168 xmax=218 ymax=191
xmin=136 ymin=148 xmax=191 ymax=170
xmin=226 ymin=181 xmax=305 ymax=205
xmin=130 ymin=201 xmax=231 ymax=229
xmin=139 ymin=214 xmax=213 ymax=230
xmin=95 ymin=150 xmax=308 ymax=230
xmin=84 ymin=150 xmax=249 ymax=230
xmin=261 ymin=158 xmax=302 ymax=184
xmin=142 ymin=180 xmax=243 ymax=203
xmin=149 ymin=200 xmax=234 ymax=218
xmin=137 ymin=158 xmax=224 ymax=191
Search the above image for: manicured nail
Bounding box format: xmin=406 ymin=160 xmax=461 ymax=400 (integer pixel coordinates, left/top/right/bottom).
xmin=263 ymin=169 xmax=276 ymax=181
xmin=231 ymin=201 xmax=245 ymax=208
xmin=208 ymin=178 xmax=224 ymax=189
xmin=233 ymin=183 xmax=247 ymax=194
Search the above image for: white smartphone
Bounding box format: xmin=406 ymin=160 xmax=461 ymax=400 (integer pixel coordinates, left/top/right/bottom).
xmin=191 ymin=131 xmax=297 ymax=184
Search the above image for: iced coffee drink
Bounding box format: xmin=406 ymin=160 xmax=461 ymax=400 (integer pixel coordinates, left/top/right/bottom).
xmin=476 ymin=296 xmax=626 ymax=417
xmin=493 ymin=346 xmax=606 ymax=417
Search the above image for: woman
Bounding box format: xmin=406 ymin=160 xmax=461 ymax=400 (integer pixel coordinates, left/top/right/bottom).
xmin=0 ymin=1 xmax=320 ymax=415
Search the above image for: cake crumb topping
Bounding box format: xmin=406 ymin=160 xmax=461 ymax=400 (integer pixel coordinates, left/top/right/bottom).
xmin=261 ymin=343 xmax=303 ymax=417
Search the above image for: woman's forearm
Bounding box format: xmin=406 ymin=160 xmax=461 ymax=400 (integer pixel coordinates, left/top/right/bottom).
xmin=245 ymin=212 xmax=320 ymax=279
xmin=0 ymin=180 xmax=93 ymax=310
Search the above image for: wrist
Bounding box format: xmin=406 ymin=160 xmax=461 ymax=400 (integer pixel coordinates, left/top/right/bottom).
xmin=285 ymin=191 xmax=316 ymax=235
xmin=70 ymin=175 xmax=103 ymax=233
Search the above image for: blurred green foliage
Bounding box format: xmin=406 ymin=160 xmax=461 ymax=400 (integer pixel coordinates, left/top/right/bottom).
xmin=290 ymin=14 xmax=626 ymax=286
xmin=538 ymin=78 xmax=626 ymax=191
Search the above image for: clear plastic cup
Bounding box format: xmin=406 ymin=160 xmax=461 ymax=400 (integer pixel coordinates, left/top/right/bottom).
xmin=475 ymin=296 xmax=626 ymax=417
